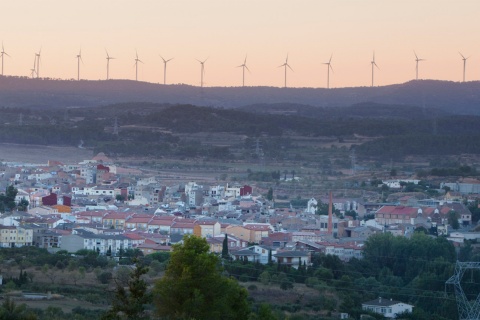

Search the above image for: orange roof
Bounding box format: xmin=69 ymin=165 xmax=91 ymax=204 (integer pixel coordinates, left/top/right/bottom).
xmin=52 ymin=204 xmax=71 ymax=213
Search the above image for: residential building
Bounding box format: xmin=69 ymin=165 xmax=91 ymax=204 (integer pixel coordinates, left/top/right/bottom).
xmin=0 ymin=225 xmax=33 ymax=247
xmin=362 ymin=297 xmax=413 ymax=318
xmin=193 ymin=220 xmax=221 ymax=238
xmin=232 ymin=245 xmax=276 ymax=264
xmin=274 ymin=250 xmax=310 ymax=269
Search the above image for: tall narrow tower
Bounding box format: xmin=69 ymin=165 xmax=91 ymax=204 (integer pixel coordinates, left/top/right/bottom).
xmin=327 ymin=191 xmax=333 ymax=235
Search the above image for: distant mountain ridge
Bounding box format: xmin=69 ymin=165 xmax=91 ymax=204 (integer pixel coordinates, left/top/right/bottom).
xmin=0 ymin=76 xmax=479 ymax=114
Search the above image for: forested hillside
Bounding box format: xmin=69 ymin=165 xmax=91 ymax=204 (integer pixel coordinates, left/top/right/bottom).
xmin=2 ymin=102 xmax=480 ymax=159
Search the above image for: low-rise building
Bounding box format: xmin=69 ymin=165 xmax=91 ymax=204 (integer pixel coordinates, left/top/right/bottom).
xmin=362 ymin=297 xmax=413 ymax=318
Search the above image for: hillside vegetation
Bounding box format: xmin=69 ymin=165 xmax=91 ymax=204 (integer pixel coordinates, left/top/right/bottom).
xmin=2 ymin=102 xmax=480 ymax=160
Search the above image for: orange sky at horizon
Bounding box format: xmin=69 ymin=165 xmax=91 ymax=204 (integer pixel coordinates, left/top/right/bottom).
xmin=0 ymin=0 xmax=479 ymax=88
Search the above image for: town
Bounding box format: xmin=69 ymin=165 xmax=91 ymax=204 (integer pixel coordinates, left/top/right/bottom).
xmin=0 ymin=151 xmax=478 ymax=319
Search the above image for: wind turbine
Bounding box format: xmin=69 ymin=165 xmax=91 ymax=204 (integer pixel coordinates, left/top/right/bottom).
xmin=76 ymin=49 xmax=83 ymax=81
xmin=160 ymin=55 xmax=173 ymax=85
xmin=1 ymin=43 xmax=10 ymax=76
xmin=459 ymin=52 xmax=469 ymax=82
xmin=134 ymin=51 xmax=143 ymax=81
xmin=30 ymin=54 xmax=36 ymax=78
xmin=35 ymin=48 xmax=42 ymax=78
xmin=414 ymin=51 xmax=425 ymax=80
xmin=370 ymin=51 xmax=379 ymax=87
xmin=196 ymin=58 xmax=208 ymax=87
xmin=323 ymin=54 xmax=333 ymax=89
xmin=278 ymin=54 xmax=293 ymax=88
xmin=106 ymin=50 xmax=115 ymax=80
xmin=237 ymin=55 xmax=250 ymax=87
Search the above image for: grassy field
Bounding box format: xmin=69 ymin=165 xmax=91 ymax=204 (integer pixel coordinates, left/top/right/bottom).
xmin=0 ymin=143 xmax=93 ymax=163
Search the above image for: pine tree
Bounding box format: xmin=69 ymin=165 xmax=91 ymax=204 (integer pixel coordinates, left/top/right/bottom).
xmin=102 ymin=259 xmax=151 ymax=320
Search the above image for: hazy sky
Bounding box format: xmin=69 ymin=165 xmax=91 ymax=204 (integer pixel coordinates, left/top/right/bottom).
xmin=1 ymin=0 xmax=479 ymax=88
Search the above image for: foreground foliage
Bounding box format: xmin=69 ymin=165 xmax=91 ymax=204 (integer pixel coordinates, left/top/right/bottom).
xmin=153 ymin=235 xmax=250 ymax=319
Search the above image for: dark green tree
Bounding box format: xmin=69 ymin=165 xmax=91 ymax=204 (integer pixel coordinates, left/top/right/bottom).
xmin=448 ymin=211 xmax=460 ymax=230
xmin=0 ymin=297 xmax=37 ymax=320
xmin=0 ymin=185 xmax=18 ymax=213
xmin=222 ymin=234 xmax=229 ymax=259
xmin=266 ymin=187 xmax=273 ymax=201
xmin=153 ymin=235 xmax=250 ymax=320
xmin=102 ymin=260 xmax=151 ymax=320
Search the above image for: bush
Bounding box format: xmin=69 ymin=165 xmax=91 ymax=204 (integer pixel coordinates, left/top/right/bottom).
xmin=280 ymin=278 xmax=294 ymax=290
xmin=97 ymin=271 xmax=113 ymax=284
xmin=239 ymin=273 xmax=249 ymax=282
xmin=305 ymin=277 xmax=320 ymax=288
xmin=248 ymin=284 xmax=257 ymax=291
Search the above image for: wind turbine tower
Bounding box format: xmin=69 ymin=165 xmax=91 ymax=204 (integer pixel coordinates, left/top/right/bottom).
xmin=30 ymin=54 xmax=36 ymax=78
xmin=278 ymin=54 xmax=293 ymax=88
xmin=459 ymin=52 xmax=469 ymax=82
xmin=76 ymin=49 xmax=83 ymax=81
xmin=371 ymin=52 xmax=379 ymax=87
xmin=323 ymin=54 xmax=333 ymax=89
xmin=106 ymin=50 xmax=115 ymax=80
xmin=1 ymin=43 xmax=10 ymax=76
xmin=196 ymin=58 xmax=208 ymax=87
xmin=160 ymin=55 xmax=173 ymax=85
xmin=414 ymin=51 xmax=425 ymax=80
xmin=237 ymin=55 xmax=250 ymax=87
xmin=35 ymin=48 xmax=41 ymax=78
xmin=134 ymin=51 xmax=143 ymax=81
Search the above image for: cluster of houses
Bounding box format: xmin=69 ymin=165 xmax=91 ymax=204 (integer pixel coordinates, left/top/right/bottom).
xmin=0 ymin=156 xmax=479 ymax=271
xmin=2 ymin=157 xmax=480 ymax=318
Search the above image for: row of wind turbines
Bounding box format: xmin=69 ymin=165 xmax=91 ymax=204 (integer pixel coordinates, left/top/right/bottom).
xmin=0 ymin=44 xmax=474 ymax=88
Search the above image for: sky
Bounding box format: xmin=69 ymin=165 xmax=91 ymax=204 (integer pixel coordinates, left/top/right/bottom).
xmin=1 ymin=0 xmax=479 ymax=88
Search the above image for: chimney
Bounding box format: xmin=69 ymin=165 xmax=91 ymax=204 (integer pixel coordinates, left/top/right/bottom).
xmin=328 ymin=191 xmax=333 ymax=235
xmin=379 ymin=297 xmax=382 ymax=303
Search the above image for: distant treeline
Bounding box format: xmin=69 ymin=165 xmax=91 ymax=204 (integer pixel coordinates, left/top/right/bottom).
xmin=3 ymin=103 xmax=480 ymax=159
xmin=355 ymin=134 xmax=480 ymax=159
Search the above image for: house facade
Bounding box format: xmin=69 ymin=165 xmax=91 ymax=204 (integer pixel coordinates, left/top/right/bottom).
xmin=362 ymin=297 xmax=413 ymax=318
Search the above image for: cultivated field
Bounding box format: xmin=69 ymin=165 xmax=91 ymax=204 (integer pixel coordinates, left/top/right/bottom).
xmin=0 ymin=144 xmax=93 ymax=163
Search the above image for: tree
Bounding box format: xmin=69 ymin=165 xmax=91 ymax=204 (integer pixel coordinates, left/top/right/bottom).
xmin=0 ymin=185 xmax=18 ymax=213
xmin=103 ymin=260 xmax=151 ymax=320
xmin=266 ymin=187 xmax=273 ymax=201
xmin=153 ymin=235 xmax=250 ymax=320
xmin=448 ymin=211 xmax=460 ymax=230
xmin=222 ymin=234 xmax=229 ymax=259
xmin=17 ymin=199 xmax=29 ymax=211
xmin=0 ymin=297 xmax=37 ymax=320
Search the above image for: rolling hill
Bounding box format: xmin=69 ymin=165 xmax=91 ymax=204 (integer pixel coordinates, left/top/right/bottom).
xmin=0 ymin=76 xmax=480 ymax=115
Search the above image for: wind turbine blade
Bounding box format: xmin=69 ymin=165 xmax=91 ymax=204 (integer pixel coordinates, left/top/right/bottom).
xmin=414 ymin=51 xmax=418 ymax=60
xmin=459 ymin=52 xmax=466 ymax=59
xmin=245 ymin=65 xmax=251 ymax=73
xmin=244 ymin=55 xmax=247 ymax=64
xmin=329 ymin=54 xmax=333 ymax=64
xmin=287 ymin=64 xmax=294 ymax=72
xmin=167 ymin=58 xmax=174 ymax=62
xmin=329 ymin=64 xmax=334 ymax=73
